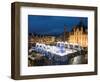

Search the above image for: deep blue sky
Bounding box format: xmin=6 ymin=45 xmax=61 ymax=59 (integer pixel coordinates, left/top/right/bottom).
xmin=28 ymin=15 xmax=88 ymax=35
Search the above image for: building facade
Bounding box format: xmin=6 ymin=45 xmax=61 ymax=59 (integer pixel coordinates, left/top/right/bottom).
xmin=28 ymin=34 xmax=55 ymax=45
xmin=68 ymin=21 xmax=88 ymax=47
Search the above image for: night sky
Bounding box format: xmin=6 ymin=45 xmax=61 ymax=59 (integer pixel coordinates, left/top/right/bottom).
xmin=28 ymin=15 xmax=88 ymax=35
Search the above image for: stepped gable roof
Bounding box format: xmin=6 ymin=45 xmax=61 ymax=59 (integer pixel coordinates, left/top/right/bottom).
xmin=71 ymin=20 xmax=87 ymax=33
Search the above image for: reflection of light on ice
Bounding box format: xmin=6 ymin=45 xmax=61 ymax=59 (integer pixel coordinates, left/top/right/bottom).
xmin=34 ymin=42 xmax=77 ymax=56
xmin=51 ymin=46 xmax=76 ymax=56
xmin=29 ymin=41 xmax=83 ymax=65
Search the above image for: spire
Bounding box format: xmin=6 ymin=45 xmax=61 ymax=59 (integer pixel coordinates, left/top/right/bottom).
xmin=63 ymin=24 xmax=67 ymax=42
xmin=78 ymin=18 xmax=84 ymax=27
